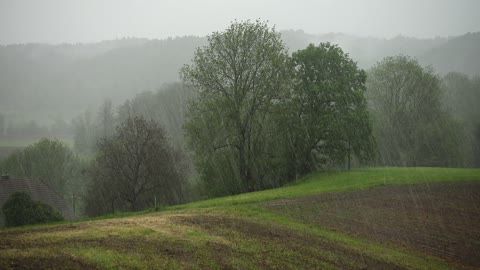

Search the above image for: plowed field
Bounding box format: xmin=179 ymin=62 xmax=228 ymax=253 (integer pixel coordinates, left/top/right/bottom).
xmin=265 ymin=181 xmax=480 ymax=268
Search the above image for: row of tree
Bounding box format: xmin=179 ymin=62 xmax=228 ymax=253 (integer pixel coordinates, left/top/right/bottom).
xmin=0 ymin=117 xmax=189 ymax=217
xmin=181 ymin=21 xmax=374 ymax=196
xmin=182 ymin=20 xmax=479 ymax=197
xmin=3 ymin=20 xmax=478 ymax=218
xmin=70 ymin=20 xmax=479 ymax=202
xmin=0 ymin=117 xmax=72 ymax=139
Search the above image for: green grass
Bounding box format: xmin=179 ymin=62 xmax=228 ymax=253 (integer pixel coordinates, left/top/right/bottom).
xmin=170 ymin=167 xmax=480 ymax=210
xmin=220 ymin=205 xmax=451 ymax=270
xmin=1 ymin=167 xmax=479 ymax=269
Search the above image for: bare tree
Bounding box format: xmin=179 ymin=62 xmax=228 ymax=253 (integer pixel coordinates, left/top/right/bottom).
xmin=88 ymin=116 xmax=185 ymax=212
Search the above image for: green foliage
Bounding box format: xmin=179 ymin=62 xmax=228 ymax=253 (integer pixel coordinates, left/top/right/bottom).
xmin=367 ymin=55 xmax=464 ymax=167
xmin=182 ymin=22 xmax=375 ymax=198
xmin=182 ymin=20 xmax=292 ymax=194
xmin=284 ymin=43 xmax=374 ymax=174
xmin=442 ymin=72 xmax=480 ymax=167
xmin=1 ymin=138 xmax=82 ymax=195
xmin=2 ymin=192 xmax=63 ymax=227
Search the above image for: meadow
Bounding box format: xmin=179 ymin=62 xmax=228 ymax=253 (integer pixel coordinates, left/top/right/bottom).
xmin=1 ymin=167 xmax=479 ymax=269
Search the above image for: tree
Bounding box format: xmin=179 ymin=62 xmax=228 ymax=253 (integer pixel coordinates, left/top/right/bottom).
xmin=0 ymin=113 xmax=4 ymax=136
xmin=1 ymin=138 xmax=80 ymax=195
xmin=442 ymin=72 xmax=480 ymax=167
xmin=86 ymin=116 xmax=186 ymax=213
xmin=181 ymin=20 xmax=292 ymax=192
xmin=97 ymin=99 xmax=115 ymax=139
xmin=116 ymin=83 xmax=195 ymax=148
xmin=72 ymin=110 xmax=96 ymax=153
xmin=366 ymin=55 xmax=463 ymax=166
xmin=283 ymin=43 xmax=374 ymax=175
xmin=2 ymin=192 xmax=63 ymax=227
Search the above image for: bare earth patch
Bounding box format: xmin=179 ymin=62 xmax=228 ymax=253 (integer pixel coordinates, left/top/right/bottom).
xmin=1 ymin=181 xmax=478 ymax=269
xmin=0 ymin=211 xmax=405 ymax=269
xmin=173 ymin=214 xmax=404 ymax=270
xmin=264 ymin=181 xmax=480 ymax=268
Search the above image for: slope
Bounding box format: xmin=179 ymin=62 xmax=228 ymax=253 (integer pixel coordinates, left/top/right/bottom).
xmin=0 ymin=167 xmax=479 ymax=269
xmin=419 ymin=32 xmax=480 ymax=77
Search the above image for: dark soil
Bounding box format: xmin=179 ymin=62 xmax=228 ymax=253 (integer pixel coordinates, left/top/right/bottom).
xmin=174 ymin=214 xmax=405 ymax=270
xmin=264 ymin=181 xmax=480 ymax=268
xmin=0 ymin=255 xmax=97 ymax=270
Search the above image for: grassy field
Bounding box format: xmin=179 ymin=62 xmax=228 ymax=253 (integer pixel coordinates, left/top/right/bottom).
xmin=1 ymin=167 xmax=479 ymax=269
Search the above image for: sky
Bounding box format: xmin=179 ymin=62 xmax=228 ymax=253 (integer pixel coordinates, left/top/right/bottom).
xmin=0 ymin=0 xmax=479 ymax=44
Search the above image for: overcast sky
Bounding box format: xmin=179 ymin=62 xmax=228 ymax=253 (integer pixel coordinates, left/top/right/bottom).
xmin=0 ymin=0 xmax=479 ymax=44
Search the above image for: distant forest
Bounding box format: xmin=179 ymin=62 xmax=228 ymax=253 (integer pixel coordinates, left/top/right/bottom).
xmin=1 ymin=23 xmax=480 ymax=217
xmin=1 ymin=31 xmax=479 ymax=129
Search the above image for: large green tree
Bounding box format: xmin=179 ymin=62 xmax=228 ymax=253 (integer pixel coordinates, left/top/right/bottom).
xmin=367 ymin=55 xmax=463 ymax=166
xmin=281 ymin=43 xmax=374 ymax=176
xmin=181 ymin=20 xmax=292 ymax=192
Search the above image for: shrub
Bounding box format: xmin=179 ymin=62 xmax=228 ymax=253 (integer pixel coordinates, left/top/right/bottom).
xmin=2 ymin=192 xmax=63 ymax=227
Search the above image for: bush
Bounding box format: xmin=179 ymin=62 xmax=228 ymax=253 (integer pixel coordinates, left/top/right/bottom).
xmin=2 ymin=192 xmax=63 ymax=227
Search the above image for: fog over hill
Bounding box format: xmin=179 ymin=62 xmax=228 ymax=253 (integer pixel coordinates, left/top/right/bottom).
xmin=0 ymin=31 xmax=478 ymax=125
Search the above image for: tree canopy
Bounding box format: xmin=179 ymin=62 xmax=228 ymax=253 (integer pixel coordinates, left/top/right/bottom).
xmin=182 ymin=21 xmax=375 ymax=196
xmin=182 ymin=20 xmax=292 ymax=193
xmin=0 ymin=138 xmax=81 ymax=195
xmin=367 ymin=55 xmax=464 ymax=166
xmin=85 ymin=116 xmax=186 ymax=215
xmin=286 ymin=43 xmax=374 ymax=175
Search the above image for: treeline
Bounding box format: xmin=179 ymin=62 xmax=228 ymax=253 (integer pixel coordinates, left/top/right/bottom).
xmin=0 ymin=114 xmax=72 ymax=139
xmin=367 ymin=56 xmax=480 ymax=167
xmin=0 ymin=138 xmax=88 ymax=216
xmin=180 ymin=21 xmax=479 ymax=198
xmin=1 ymin=31 xmax=479 ymax=129
xmin=72 ymin=83 xmax=193 ymax=154
xmin=1 ymin=21 xmax=479 ymax=219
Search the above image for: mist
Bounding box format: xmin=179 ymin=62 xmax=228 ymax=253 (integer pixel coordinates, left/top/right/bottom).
xmin=0 ymin=2 xmax=479 ymax=268
xmin=1 ymin=0 xmax=479 ymax=44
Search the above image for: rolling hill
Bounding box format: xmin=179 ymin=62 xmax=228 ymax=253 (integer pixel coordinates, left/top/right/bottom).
xmin=1 ymin=31 xmax=479 ymax=126
xmin=1 ymin=167 xmax=479 ymax=269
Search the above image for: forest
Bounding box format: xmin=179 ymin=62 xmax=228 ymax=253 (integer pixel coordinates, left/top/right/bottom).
xmin=0 ymin=20 xmax=479 ymax=218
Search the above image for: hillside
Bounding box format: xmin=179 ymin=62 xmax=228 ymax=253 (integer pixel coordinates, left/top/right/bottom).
xmin=0 ymin=36 xmax=206 ymax=123
xmin=419 ymin=32 xmax=480 ymax=77
xmin=1 ymin=167 xmax=479 ymax=269
xmin=1 ymin=31 xmax=478 ymax=126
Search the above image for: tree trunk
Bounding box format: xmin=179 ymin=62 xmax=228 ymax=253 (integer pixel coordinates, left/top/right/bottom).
xmin=238 ymin=141 xmax=256 ymax=192
xmin=130 ymin=197 xmax=137 ymax=212
xmin=347 ymin=141 xmax=351 ymax=171
xmin=347 ymin=151 xmax=351 ymax=171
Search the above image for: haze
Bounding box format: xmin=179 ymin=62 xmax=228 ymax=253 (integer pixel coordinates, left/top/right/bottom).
xmin=1 ymin=0 xmax=480 ymax=44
